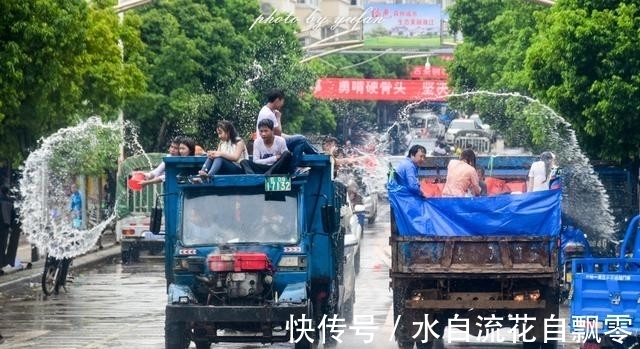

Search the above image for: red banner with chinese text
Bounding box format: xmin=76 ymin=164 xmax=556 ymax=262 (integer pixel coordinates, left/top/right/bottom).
xmin=313 ymin=78 xmax=449 ymax=101
xmin=409 ymin=66 xmax=448 ymax=80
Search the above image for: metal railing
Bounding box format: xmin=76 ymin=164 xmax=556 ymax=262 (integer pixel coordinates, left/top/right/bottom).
xmin=454 ymin=136 xmax=491 ymax=154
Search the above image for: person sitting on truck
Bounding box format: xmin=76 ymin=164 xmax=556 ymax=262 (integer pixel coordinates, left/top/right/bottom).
xmin=140 ymin=136 xmax=182 ymax=187
xmin=393 ymin=144 xmax=427 ymax=198
xmin=256 ymin=89 xmax=317 ymax=175
xmin=476 ymin=166 xmax=488 ymax=196
xmin=196 ymin=120 xmax=248 ymax=181
xmin=322 ymin=137 xmax=365 ymax=170
xmin=442 ymin=149 xmax=481 ymax=197
xmin=527 ymin=151 xmax=557 ymax=192
xmin=240 ymin=118 xmax=292 ymax=176
xmin=178 ymin=137 xmax=196 ymax=156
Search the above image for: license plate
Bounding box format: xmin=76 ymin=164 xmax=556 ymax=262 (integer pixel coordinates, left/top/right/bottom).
xmin=265 ymin=176 xmax=291 ymax=192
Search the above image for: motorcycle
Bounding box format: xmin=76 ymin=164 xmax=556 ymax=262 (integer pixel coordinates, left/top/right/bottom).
xmin=41 ymin=255 xmax=72 ymax=296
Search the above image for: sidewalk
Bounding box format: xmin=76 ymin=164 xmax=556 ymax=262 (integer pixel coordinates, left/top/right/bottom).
xmin=0 ymin=233 xmax=120 ymax=289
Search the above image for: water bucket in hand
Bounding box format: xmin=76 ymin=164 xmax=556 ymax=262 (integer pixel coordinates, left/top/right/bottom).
xmin=127 ymin=171 xmax=146 ymax=192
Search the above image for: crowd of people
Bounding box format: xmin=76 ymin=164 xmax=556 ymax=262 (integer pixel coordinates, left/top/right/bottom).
xmin=139 ymin=89 xmax=319 ymax=186
xmin=393 ymin=145 xmax=560 ymax=198
xmin=132 ymin=86 xmax=560 ymax=200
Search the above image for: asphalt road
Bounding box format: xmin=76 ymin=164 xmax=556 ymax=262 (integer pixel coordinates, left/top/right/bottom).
xmin=0 ymin=203 xmax=584 ymax=349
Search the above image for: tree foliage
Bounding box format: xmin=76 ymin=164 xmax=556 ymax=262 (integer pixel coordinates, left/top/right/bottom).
xmin=0 ymin=0 xmax=145 ymax=167
xmin=124 ymin=0 xmax=334 ymax=151
xmin=526 ymin=1 xmax=640 ymax=161
xmin=447 ymin=0 xmax=640 ymax=162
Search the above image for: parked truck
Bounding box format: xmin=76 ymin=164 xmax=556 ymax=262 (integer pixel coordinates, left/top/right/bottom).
xmin=569 ymin=214 xmax=640 ymax=349
xmin=150 ymin=155 xmax=357 ymax=349
xmin=388 ymin=155 xmax=562 ymax=349
xmin=115 ymin=153 xmax=165 ymax=263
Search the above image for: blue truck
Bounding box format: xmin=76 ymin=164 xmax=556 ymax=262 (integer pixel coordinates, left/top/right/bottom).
xmin=570 ymin=215 xmax=640 ymax=349
xmin=388 ymin=155 xmax=562 ymax=349
xmin=150 ymin=155 xmax=357 ymax=349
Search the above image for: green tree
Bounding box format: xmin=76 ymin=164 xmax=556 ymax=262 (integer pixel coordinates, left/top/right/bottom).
xmin=0 ymin=0 xmax=145 ymax=167
xmin=124 ymin=0 xmax=333 ymax=151
xmin=446 ymin=0 xmax=547 ymax=150
xmin=526 ymin=1 xmax=640 ymax=161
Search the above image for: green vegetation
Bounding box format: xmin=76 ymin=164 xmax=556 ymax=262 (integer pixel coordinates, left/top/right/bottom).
xmin=0 ymin=0 xmax=144 ymax=167
xmin=447 ymin=0 xmax=640 ymax=162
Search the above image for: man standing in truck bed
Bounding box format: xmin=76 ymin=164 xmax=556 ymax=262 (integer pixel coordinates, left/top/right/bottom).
xmin=393 ymin=144 xmax=427 ymax=198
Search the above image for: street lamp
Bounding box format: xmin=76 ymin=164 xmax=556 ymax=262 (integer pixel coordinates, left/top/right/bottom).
xmin=114 ymin=0 xmax=152 ymax=166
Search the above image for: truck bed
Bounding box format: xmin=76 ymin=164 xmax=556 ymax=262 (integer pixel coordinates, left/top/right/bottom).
xmin=391 ymin=235 xmax=557 ymax=276
xmin=570 ymin=257 xmax=640 ymax=333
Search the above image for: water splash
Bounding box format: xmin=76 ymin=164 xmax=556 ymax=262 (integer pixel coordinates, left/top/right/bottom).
xmin=340 ymin=91 xmax=615 ymax=242
xmin=245 ymin=61 xmax=264 ymax=87
xmin=447 ymin=91 xmax=616 ymax=241
xmin=17 ymin=117 xmax=123 ymax=259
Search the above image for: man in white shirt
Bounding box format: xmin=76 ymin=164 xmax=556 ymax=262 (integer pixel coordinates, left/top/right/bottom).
xmin=256 ymin=89 xmax=317 ymax=175
xmin=241 ymin=119 xmax=292 ymax=175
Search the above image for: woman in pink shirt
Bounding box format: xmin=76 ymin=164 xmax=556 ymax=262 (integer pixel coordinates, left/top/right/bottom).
xmin=442 ymin=149 xmax=481 ymax=197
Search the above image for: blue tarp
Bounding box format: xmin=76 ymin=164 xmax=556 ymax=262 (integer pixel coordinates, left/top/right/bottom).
xmin=388 ymin=178 xmax=562 ymax=237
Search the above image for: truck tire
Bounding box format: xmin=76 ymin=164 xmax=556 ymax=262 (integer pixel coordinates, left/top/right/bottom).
xmin=342 ymin=296 xmax=354 ymax=324
xmin=194 ymin=341 xmax=209 ymax=349
xmin=294 ymin=302 xmax=316 ymax=349
xmin=415 ymin=341 xmax=433 ymax=349
xmin=165 ymin=321 xmax=190 ymax=349
xmin=121 ymin=244 xmax=140 ymax=264
xmin=522 ymin=342 xmax=558 ymax=349
xmin=354 ymin=249 xmax=361 ymax=275
xmin=397 ymin=341 xmax=414 ymax=349
xmin=121 ymin=250 xmax=131 ymax=264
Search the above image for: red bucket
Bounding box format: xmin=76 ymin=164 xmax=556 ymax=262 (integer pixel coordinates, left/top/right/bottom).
xmin=127 ymin=171 xmax=146 ymax=192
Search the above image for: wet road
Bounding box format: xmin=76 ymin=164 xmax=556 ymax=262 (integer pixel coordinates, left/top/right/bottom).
xmin=0 ymin=203 xmax=582 ymax=349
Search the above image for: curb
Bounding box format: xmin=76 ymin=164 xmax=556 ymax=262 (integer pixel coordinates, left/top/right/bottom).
xmin=0 ymin=244 xmax=120 ymax=290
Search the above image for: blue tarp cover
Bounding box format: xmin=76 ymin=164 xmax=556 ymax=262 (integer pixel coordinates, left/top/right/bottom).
xmin=388 ymin=178 xmax=562 ymax=237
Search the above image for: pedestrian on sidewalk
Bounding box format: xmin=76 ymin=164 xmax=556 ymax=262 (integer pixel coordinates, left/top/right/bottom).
xmin=0 ymin=186 xmax=18 ymax=271
xmin=0 ymin=186 xmax=22 ymax=267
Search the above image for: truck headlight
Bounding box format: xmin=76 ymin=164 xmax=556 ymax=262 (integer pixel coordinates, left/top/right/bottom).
xmin=178 ymin=296 xmax=190 ymax=304
xmin=278 ymin=256 xmax=306 ymax=268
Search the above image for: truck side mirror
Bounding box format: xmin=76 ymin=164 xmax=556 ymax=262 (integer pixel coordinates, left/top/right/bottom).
xmin=150 ymin=207 xmax=163 ymax=235
xmin=321 ymin=204 xmax=337 ymax=234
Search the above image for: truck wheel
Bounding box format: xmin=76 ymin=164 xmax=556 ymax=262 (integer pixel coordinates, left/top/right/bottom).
xmin=523 ymin=342 xmax=558 ymax=349
xmin=294 ymin=336 xmax=314 ymax=349
xmin=342 ymin=296 xmax=354 ymax=324
xmin=415 ymin=341 xmax=434 ymax=349
xmin=194 ymin=341 xmax=209 ymax=349
xmin=165 ymin=321 xmax=189 ymax=349
xmin=294 ymin=302 xmax=316 ymax=349
xmin=397 ymin=340 xmax=414 ymax=349
xmin=121 ymin=250 xmax=130 ymax=264
xmin=354 ymin=249 xmax=361 ymax=275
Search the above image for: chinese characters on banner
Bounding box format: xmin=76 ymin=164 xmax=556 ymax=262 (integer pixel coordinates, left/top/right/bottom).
xmin=409 ymin=66 xmax=448 ymax=80
xmin=362 ymin=3 xmax=444 ymax=49
xmin=313 ymin=78 xmax=449 ymax=101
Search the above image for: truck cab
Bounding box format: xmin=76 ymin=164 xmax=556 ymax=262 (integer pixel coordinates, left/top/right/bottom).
xmin=154 ymin=155 xmax=356 ymax=349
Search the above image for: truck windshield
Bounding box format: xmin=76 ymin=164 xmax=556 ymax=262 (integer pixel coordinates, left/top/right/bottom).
xmin=181 ymin=191 xmax=298 ymax=245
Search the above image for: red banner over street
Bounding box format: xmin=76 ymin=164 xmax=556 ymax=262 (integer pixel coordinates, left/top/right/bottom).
xmin=313 ymin=78 xmax=449 ymax=101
